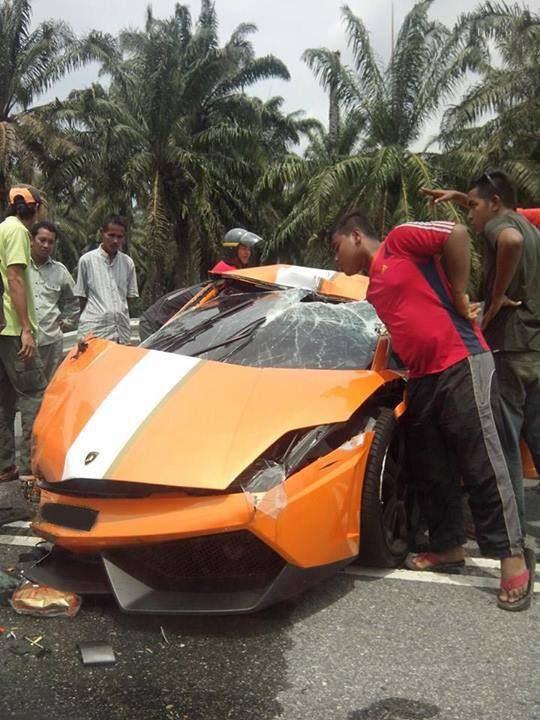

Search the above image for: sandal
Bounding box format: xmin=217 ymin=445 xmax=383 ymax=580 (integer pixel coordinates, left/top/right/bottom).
xmin=405 ymin=552 xmax=465 ymax=574
xmin=497 ymin=547 xmax=536 ymax=612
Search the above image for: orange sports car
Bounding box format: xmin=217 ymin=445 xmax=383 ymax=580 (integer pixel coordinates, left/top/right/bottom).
xmin=29 ymin=265 xmax=408 ymax=614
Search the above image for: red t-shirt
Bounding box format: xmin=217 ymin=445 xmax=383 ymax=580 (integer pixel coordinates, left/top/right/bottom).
xmin=367 ymin=222 xmax=489 ymax=378
xmin=210 ymin=260 xmax=237 ymax=273
xmin=517 ymin=208 xmax=540 ymax=229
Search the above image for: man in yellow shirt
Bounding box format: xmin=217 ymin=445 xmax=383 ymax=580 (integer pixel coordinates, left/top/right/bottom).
xmin=0 ymin=185 xmax=46 ymax=483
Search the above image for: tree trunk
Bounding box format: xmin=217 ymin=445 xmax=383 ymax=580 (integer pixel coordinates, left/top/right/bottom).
xmin=328 ymin=51 xmax=341 ymax=153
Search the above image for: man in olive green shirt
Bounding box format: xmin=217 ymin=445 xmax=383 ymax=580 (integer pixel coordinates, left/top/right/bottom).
xmin=468 ymin=173 xmax=540 ymax=525
xmin=422 ymin=173 xmax=540 ymax=530
xmin=0 ymin=185 xmax=46 ymax=482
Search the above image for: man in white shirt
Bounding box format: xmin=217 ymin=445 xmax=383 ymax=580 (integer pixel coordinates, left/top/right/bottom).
xmin=74 ymin=215 xmax=139 ymax=344
xmin=29 ymin=221 xmax=79 ymax=380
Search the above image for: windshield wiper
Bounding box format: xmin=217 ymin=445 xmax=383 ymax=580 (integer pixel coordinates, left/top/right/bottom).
xmin=191 ymin=317 xmax=266 ymax=357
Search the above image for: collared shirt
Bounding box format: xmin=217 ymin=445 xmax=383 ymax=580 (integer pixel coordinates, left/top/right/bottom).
xmin=30 ymin=256 xmax=79 ymax=346
xmin=74 ymin=247 xmax=139 ymax=344
xmin=0 ymin=216 xmax=37 ymax=336
xmin=483 ymin=211 xmax=540 ymax=352
xmin=367 ymin=221 xmax=488 ymax=379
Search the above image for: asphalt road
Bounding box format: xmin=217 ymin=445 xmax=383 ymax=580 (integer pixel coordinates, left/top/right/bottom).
xmin=0 ymin=480 xmax=539 ymax=720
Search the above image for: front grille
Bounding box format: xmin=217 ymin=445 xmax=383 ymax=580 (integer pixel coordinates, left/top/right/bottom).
xmin=39 ymin=478 xmax=181 ymax=498
xmin=39 ymin=478 xmax=230 ymax=498
xmin=105 ymin=531 xmax=286 ymax=593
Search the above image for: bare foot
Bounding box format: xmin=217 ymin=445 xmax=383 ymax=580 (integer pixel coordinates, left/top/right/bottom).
xmin=499 ymin=554 xmax=528 ymax=604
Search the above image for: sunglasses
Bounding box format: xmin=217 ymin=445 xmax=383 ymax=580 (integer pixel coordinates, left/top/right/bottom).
xmin=479 ymin=172 xmax=499 ymax=192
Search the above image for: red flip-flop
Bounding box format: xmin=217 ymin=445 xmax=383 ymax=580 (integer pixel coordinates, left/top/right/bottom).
xmin=405 ymin=552 xmax=465 ymax=574
xmin=498 ymin=547 xmax=536 ymax=612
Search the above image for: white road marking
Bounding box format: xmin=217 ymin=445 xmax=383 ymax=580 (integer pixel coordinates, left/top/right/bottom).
xmin=2 ymin=520 xmax=539 ymax=596
xmin=343 ymin=566 xmax=540 ymax=592
xmin=466 ymin=557 xmax=499 ymax=569
xmin=62 ymin=351 xmax=200 ymax=480
xmin=1 ymin=521 xmax=31 ymax=530
xmin=0 ymin=535 xmax=42 ymax=547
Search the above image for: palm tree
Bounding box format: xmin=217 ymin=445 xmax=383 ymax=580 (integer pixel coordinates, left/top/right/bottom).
xmin=45 ymin=1 xmax=299 ymax=301
xmin=0 ymin=0 xmax=115 ymax=210
xmin=440 ymin=1 xmax=540 ymax=203
xmin=264 ymin=1 xmax=482 ymax=260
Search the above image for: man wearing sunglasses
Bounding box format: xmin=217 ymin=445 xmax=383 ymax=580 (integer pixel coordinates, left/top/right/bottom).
xmin=422 ymin=173 xmax=540 ymax=531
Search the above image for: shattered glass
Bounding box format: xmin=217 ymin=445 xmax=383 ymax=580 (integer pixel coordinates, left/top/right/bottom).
xmin=143 ymin=288 xmax=383 ymax=370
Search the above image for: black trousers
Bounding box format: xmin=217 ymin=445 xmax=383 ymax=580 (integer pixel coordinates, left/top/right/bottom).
xmin=405 ymin=352 xmax=523 ymax=558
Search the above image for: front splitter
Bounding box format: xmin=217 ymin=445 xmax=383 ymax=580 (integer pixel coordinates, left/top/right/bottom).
xmin=26 ymin=547 xmax=352 ymax=615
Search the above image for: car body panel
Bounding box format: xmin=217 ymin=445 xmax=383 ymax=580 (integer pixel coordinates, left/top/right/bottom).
xmin=209 ymin=264 xmax=369 ymax=302
xmin=33 ymin=341 xmax=390 ymax=492
xmin=30 ymin=265 xmax=406 ymax=613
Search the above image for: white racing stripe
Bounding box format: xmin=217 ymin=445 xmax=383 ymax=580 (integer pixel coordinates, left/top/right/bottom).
xmin=62 ymin=351 xmax=200 ymax=480
xmin=343 ymin=566 xmax=540 ymax=592
xmin=275 ymin=266 xmax=336 ymax=292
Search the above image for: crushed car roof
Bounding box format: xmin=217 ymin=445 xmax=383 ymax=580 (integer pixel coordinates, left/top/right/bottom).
xmin=210 ymin=264 xmax=369 ymax=301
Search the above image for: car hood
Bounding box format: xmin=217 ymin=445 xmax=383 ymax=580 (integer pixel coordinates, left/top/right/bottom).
xmin=33 ymin=339 xmax=389 ymax=491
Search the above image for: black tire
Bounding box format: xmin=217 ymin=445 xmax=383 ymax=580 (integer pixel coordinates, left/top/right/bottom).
xmin=357 ymin=408 xmax=409 ymax=568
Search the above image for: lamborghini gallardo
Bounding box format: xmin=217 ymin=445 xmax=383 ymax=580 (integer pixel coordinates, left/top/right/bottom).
xmin=29 ymin=265 xmax=408 ymax=614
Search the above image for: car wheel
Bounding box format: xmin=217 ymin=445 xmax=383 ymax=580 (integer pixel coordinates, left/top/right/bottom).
xmin=357 ymin=408 xmax=409 ymax=568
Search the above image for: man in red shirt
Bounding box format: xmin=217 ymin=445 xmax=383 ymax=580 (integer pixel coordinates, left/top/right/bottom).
xmin=331 ymin=211 xmax=535 ymax=610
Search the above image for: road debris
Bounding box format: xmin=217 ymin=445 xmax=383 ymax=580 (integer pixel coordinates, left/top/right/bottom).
xmin=160 ymin=625 xmax=170 ymax=644
xmin=24 ymin=635 xmax=44 ymax=649
xmin=3 ymin=632 xmax=50 ymax=659
xmin=0 ymin=568 xmax=21 ymax=605
xmin=78 ymin=641 xmax=116 ymax=666
xmin=10 ymin=582 xmax=81 ymax=617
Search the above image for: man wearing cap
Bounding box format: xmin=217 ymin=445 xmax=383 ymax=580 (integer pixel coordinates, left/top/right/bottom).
xmin=0 ymin=184 xmax=47 ymax=483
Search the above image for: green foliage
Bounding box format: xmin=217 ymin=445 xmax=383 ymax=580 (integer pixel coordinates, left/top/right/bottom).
xmin=32 ymin=1 xmax=313 ymax=303
xmin=440 ymin=1 xmax=540 ymax=204
xmin=0 ymin=0 xmax=114 ymax=208
xmin=0 ymin=0 xmax=537 ymax=298
xmin=263 ymin=2 xmax=481 ymax=262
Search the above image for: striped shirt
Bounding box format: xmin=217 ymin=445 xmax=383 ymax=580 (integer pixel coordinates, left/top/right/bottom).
xmin=74 ymin=247 xmax=138 ymax=344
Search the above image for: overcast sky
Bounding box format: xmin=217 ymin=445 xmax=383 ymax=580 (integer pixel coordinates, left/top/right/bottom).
xmin=32 ymin=0 xmax=540 ymax=146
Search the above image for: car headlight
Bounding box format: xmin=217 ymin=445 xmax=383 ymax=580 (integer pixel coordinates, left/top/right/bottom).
xmin=232 ymin=412 xmax=375 ymax=496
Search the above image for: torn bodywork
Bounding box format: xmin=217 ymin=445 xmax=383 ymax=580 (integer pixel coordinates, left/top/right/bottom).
xmin=29 ymin=265 xmax=406 ymax=614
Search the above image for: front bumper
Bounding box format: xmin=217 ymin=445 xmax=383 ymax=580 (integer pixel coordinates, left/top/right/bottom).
xmin=27 ymin=533 xmax=350 ymax=614
xmin=32 ymin=488 xmax=255 ymax=552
